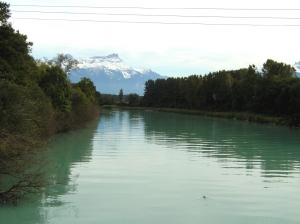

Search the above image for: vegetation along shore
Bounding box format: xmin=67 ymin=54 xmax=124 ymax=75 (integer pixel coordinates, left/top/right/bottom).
xmin=0 ymin=2 xmax=100 ymax=203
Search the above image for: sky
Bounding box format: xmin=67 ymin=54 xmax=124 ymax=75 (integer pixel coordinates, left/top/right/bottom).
xmin=7 ymin=0 xmax=300 ymax=77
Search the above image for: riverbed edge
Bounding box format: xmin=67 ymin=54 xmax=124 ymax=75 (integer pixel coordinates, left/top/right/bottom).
xmin=106 ymin=106 xmax=298 ymax=128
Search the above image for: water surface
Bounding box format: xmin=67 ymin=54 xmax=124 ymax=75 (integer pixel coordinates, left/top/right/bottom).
xmin=1 ymin=109 xmax=300 ymax=223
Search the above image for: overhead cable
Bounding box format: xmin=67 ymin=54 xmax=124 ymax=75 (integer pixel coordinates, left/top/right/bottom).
xmin=10 ymin=5 xmax=300 ymax=11
xmin=11 ymin=17 xmax=300 ymax=26
xmin=10 ymin=10 xmax=300 ymax=20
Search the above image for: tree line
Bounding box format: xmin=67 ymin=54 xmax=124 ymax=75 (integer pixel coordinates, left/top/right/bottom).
xmin=143 ymin=60 xmax=300 ymax=126
xmin=0 ymin=2 xmax=100 ymax=203
xmin=99 ymin=89 xmax=141 ymax=107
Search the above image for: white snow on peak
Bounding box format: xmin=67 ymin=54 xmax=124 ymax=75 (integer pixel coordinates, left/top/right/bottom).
xmin=76 ymin=53 xmax=143 ymax=79
xmin=122 ymin=71 xmax=131 ymax=79
xmin=135 ymin=68 xmax=152 ymax=74
xmin=78 ymin=53 xmax=132 ymax=71
xmin=40 ymin=53 xmax=159 ymax=79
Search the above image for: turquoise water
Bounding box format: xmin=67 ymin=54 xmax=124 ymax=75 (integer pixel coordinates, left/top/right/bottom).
xmin=1 ymin=109 xmax=300 ymax=223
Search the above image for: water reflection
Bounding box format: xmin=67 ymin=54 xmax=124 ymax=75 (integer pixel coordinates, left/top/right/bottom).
xmin=0 ymin=117 xmax=100 ymax=224
xmin=2 ymin=109 xmax=300 ymax=224
xmin=95 ymin=109 xmax=146 ymax=158
xmin=142 ymin=110 xmax=300 ymax=177
xmin=95 ymin=109 xmax=124 ymax=157
xmin=93 ymin=109 xmax=300 ymax=183
xmin=44 ymin=117 xmax=100 ymax=201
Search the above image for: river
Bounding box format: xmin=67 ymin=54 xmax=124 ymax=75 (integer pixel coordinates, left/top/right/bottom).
xmin=1 ymin=109 xmax=300 ymax=224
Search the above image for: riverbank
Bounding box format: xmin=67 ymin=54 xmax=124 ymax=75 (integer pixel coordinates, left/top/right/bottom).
xmin=106 ymin=105 xmax=297 ymax=128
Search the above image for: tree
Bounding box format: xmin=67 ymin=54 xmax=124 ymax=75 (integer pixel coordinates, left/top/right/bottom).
xmin=0 ymin=2 xmax=100 ymax=203
xmin=37 ymin=53 xmax=79 ymax=74
xmin=0 ymin=2 xmax=60 ymax=203
xmin=0 ymin=79 xmax=54 ymax=203
xmin=55 ymin=53 xmax=79 ymax=74
xmin=231 ymin=65 xmax=259 ymax=110
xmin=0 ymin=3 xmax=36 ymax=85
xmin=38 ymin=66 xmax=72 ymax=113
xmin=143 ymin=80 xmax=155 ymax=106
xmin=184 ymin=75 xmax=202 ymax=109
xmin=0 ymin=1 xmax=10 ymax=25
xmin=119 ymin=89 xmax=124 ymax=103
xmin=95 ymin=91 xmax=101 ymax=104
xmin=262 ymin=59 xmax=296 ymax=78
xmin=99 ymin=94 xmax=117 ymax=105
xmin=128 ymin=93 xmax=140 ymax=106
xmin=74 ymin=77 xmax=97 ymax=104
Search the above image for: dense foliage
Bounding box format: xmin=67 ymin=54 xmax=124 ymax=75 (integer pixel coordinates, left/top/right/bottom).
xmin=0 ymin=2 xmax=100 ymax=203
xmin=143 ymin=60 xmax=300 ymax=126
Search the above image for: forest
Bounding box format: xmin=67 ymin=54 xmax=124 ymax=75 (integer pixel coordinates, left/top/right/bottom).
xmin=0 ymin=2 xmax=100 ymax=203
xmin=143 ymin=61 xmax=300 ymax=126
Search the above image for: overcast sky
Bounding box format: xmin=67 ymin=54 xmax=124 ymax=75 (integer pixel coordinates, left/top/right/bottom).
xmin=7 ymin=0 xmax=300 ymax=77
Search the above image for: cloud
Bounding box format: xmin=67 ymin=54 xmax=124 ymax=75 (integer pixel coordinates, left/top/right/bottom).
xmin=10 ymin=0 xmax=300 ymax=77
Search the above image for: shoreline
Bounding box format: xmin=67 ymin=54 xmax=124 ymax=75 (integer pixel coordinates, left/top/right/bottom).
xmin=102 ymin=105 xmax=298 ymax=128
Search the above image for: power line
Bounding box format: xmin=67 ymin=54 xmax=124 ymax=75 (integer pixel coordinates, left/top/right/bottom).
xmin=10 ymin=10 xmax=300 ymax=20
xmin=10 ymin=17 xmax=300 ymax=26
xmin=10 ymin=5 xmax=300 ymax=11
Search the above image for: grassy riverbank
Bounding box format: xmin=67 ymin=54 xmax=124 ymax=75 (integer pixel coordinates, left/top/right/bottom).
xmin=113 ymin=106 xmax=294 ymax=127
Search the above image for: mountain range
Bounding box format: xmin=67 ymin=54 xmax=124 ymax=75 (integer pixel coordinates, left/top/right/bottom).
xmin=42 ymin=53 xmax=167 ymax=95
xmin=41 ymin=54 xmax=300 ymax=96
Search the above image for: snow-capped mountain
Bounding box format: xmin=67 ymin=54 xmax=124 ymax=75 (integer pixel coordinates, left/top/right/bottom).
xmin=77 ymin=54 xmax=137 ymax=79
xmin=42 ymin=53 xmax=167 ymax=95
xmin=71 ymin=53 xmax=167 ymax=95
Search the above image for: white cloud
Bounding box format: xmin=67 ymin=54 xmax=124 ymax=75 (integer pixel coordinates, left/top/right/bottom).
xmin=7 ymin=0 xmax=300 ymax=77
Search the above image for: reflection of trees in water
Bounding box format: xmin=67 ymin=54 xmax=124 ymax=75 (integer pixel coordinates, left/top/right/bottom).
xmin=44 ymin=117 xmax=100 ymax=200
xmin=97 ymin=109 xmax=145 ymax=155
xmin=143 ymin=111 xmax=300 ymax=175
xmin=0 ymin=117 xmax=100 ymax=224
xmin=127 ymin=109 xmax=145 ymax=135
xmin=96 ymin=109 xmax=126 ymax=156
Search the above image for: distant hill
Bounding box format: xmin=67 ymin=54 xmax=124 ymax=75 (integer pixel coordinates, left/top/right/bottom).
xmin=42 ymin=53 xmax=167 ymax=95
